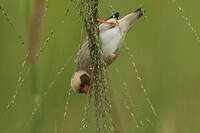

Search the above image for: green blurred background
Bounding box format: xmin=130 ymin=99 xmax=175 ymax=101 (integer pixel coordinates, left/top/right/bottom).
xmin=0 ymin=0 xmax=200 ymax=132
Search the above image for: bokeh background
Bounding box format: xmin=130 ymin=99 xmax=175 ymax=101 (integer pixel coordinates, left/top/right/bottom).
xmin=0 ymin=0 xmax=200 ymax=133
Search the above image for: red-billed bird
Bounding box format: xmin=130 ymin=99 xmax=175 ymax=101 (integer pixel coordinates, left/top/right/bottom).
xmin=71 ymin=8 xmax=145 ymax=93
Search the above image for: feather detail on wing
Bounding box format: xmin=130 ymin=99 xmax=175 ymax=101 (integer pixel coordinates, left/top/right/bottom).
xmin=76 ymin=38 xmax=91 ymax=73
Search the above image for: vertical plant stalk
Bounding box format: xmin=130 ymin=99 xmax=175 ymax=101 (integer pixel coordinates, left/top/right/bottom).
xmin=27 ymin=0 xmax=44 ymax=133
xmin=74 ymin=0 xmax=114 ymax=132
xmin=28 ymin=0 xmax=45 ymax=66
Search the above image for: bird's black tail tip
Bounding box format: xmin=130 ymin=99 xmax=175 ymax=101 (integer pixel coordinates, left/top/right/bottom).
xmin=134 ymin=7 xmax=145 ymax=14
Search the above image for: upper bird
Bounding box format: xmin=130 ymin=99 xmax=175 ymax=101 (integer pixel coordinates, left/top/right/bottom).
xmin=71 ymin=8 xmax=145 ymax=94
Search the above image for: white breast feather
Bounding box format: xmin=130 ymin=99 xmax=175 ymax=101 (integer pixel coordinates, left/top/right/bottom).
xmin=100 ymin=26 xmax=123 ymax=58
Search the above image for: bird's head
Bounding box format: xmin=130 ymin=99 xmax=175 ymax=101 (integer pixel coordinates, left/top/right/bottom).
xmin=71 ymin=71 xmax=90 ymax=94
xmin=118 ymin=8 xmax=145 ymax=35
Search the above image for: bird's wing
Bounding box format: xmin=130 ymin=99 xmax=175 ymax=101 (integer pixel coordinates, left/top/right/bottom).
xmin=77 ymin=37 xmax=121 ymax=71
xmin=76 ymin=38 xmax=91 ymax=72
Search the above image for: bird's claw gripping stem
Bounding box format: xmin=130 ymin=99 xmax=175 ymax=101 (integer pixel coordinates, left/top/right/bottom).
xmin=102 ymin=54 xmax=116 ymax=64
xmin=90 ymin=54 xmax=116 ymax=69
xmin=97 ymin=19 xmax=117 ymax=25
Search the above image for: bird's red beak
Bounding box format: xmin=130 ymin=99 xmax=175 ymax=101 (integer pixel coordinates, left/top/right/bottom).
xmin=81 ymin=85 xmax=89 ymax=93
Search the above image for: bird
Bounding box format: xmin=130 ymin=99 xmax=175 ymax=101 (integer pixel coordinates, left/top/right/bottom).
xmin=71 ymin=8 xmax=145 ymax=94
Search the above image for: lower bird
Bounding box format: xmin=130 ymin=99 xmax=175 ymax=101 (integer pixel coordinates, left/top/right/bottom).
xmin=71 ymin=8 xmax=145 ymax=93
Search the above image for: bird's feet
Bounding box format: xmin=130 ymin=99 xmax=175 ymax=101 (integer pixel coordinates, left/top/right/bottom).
xmin=89 ymin=54 xmax=116 ymax=68
xmin=89 ymin=65 xmax=94 ymax=70
xmin=97 ymin=18 xmax=117 ymax=26
xmin=103 ymin=54 xmax=116 ymax=64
